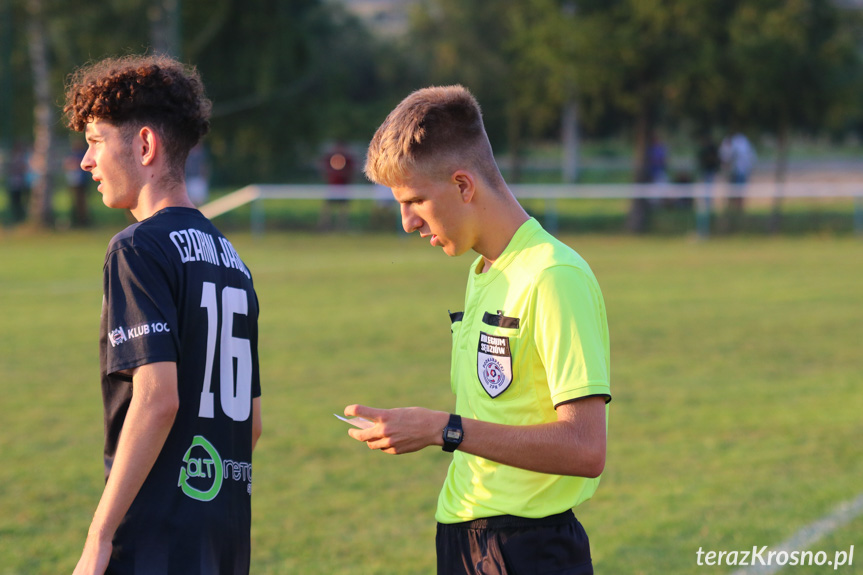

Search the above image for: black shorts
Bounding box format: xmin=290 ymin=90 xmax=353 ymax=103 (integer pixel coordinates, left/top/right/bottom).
xmin=436 ymin=510 xmax=593 ymax=575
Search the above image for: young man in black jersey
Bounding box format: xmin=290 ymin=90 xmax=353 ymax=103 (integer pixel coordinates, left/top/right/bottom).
xmin=64 ymin=55 xmax=262 ymax=575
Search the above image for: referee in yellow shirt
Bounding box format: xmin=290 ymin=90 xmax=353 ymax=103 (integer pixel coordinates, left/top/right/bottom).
xmin=345 ymin=85 xmax=611 ymax=575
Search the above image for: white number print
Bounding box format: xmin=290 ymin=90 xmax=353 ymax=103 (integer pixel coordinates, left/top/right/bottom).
xmin=199 ymin=282 xmax=252 ymax=421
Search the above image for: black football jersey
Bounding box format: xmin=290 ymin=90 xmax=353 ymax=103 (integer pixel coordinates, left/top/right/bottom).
xmin=99 ymin=207 xmax=260 ymax=574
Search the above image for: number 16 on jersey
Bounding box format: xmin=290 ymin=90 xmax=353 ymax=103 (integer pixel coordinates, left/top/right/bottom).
xmin=198 ymin=281 xmax=252 ymax=422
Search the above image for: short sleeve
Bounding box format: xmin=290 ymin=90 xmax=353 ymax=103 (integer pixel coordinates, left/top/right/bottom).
xmin=533 ymin=265 xmax=611 ymax=407
xmin=103 ymin=245 xmax=179 ymax=375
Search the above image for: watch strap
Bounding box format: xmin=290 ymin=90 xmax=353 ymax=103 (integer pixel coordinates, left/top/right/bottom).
xmin=442 ymin=413 xmax=463 ymax=452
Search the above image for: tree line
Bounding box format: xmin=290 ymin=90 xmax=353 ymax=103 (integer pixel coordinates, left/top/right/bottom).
xmin=2 ymin=0 xmax=862 ymax=228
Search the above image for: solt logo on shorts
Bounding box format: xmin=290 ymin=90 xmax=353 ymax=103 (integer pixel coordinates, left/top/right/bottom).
xmin=477 ymin=331 xmax=513 ymax=398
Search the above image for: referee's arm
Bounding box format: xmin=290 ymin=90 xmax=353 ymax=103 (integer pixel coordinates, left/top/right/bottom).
xmin=457 ymin=397 xmax=605 ymax=477
xmin=344 ymin=397 xmax=606 ymax=478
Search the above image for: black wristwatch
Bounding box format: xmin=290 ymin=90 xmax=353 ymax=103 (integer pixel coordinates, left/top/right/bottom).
xmin=442 ymin=414 xmax=464 ymax=452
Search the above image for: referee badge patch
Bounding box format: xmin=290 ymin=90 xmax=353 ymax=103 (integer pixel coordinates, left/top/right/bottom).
xmin=477 ymin=331 xmax=513 ymax=398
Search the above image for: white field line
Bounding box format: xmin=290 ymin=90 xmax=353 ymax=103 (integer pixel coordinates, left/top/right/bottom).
xmin=730 ymin=492 xmax=863 ymax=575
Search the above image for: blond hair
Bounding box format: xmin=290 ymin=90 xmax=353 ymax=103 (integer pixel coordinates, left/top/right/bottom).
xmin=364 ymin=85 xmax=502 ymax=187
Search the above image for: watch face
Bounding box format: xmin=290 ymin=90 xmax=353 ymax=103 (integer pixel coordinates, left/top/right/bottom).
xmin=445 ymin=429 xmax=462 ymax=441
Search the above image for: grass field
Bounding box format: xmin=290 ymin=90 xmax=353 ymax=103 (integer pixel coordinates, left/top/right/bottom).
xmin=1 ymin=228 xmax=861 ymax=574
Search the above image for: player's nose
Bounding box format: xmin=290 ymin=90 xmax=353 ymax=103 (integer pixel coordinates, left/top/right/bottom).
xmin=80 ymin=147 xmax=95 ymax=172
xmin=400 ymin=204 xmax=422 ymax=234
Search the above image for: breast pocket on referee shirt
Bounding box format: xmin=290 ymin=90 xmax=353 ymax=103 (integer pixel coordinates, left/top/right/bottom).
xmin=476 ymin=311 xmax=522 ymax=400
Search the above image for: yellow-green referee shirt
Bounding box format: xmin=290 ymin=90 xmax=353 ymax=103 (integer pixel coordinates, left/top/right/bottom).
xmin=436 ymin=218 xmax=611 ymax=524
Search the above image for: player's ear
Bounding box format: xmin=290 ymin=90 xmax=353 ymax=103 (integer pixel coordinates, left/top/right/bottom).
xmin=138 ymin=126 xmax=158 ymax=167
xmin=452 ymin=170 xmax=476 ymax=204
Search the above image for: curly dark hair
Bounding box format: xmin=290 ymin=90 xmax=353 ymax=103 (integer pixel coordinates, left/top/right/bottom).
xmin=63 ymin=54 xmax=211 ymax=177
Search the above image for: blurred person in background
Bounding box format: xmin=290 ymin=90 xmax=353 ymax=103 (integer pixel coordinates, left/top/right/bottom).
xmin=65 ymin=139 xmax=91 ymax=227
xmin=185 ymin=142 xmax=210 ymax=206
xmin=696 ymin=133 xmax=722 ymax=228
xmin=6 ymin=142 xmax=30 ymax=223
xmin=647 ymin=132 xmax=669 ymax=184
xmin=720 ymin=130 xmax=757 ymax=229
xmin=318 ymin=140 xmax=355 ymax=231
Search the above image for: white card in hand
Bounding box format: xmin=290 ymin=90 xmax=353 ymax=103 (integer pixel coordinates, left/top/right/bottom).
xmin=334 ymin=413 xmax=374 ymax=429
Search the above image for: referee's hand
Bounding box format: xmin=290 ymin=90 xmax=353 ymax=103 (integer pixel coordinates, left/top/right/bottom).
xmin=343 ymin=405 xmax=448 ymax=455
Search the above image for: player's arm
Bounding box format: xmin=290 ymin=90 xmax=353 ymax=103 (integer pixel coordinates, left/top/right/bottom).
xmin=74 ymin=362 xmax=179 ymax=575
xmin=343 ymin=398 xmax=606 ymax=477
xmin=252 ymin=396 xmax=262 ymax=451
